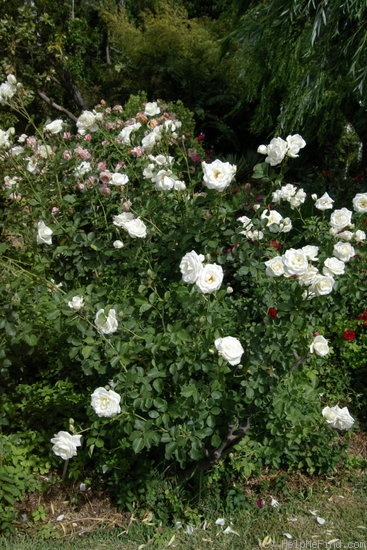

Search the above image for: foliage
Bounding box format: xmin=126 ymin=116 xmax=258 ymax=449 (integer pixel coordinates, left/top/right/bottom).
xmin=99 ymin=1 xmax=243 ymax=150
xmin=227 ymin=0 xmax=367 ymax=166
xmin=0 ymin=0 xmax=109 ymax=124
xmin=0 ymin=76 xmax=366 ymax=522
xmin=0 ymin=433 xmax=48 ymax=534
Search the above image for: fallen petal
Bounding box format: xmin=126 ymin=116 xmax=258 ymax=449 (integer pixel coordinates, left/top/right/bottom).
xmin=223 ymin=526 xmax=240 ymax=536
xmin=215 ymin=518 xmax=226 ymax=526
xmin=283 ymin=533 xmax=293 ymax=539
xmin=317 ymin=516 xmax=326 ymax=525
xmin=270 ymin=497 xmax=280 ymax=507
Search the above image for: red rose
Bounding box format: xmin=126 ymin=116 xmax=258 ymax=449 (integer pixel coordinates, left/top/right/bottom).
xmin=267 ymin=308 xmax=278 ymax=319
xmin=269 ymin=239 xmax=281 ymax=251
xmin=343 ymin=330 xmax=356 ymax=341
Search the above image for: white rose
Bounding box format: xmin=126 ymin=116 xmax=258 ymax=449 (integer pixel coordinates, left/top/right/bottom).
xmin=280 ymin=217 xmax=292 ymax=233
xmin=265 ymin=256 xmax=285 ymax=277
xmin=195 ymin=263 xmax=223 ymax=293
xmin=289 ymin=188 xmax=307 ymax=208
xmin=179 ymin=251 xmax=204 ymax=283
xmin=68 ymin=295 xmax=84 ymax=310
xmin=144 ymin=101 xmax=161 ymax=116
xmin=148 ymin=154 xmax=174 ymax=166
xmin=37 ymin=220 xmax=53 ymax=245
xmin=110 ymin=172 xmax=129 ymax=186
xmin=0 ymin=74 xmax=18 ymax=103
xmin=76 ymin=110 xmax=100 ymax=135
xmin=261 ymin=209 xmax=283 ymax=231
xmin=50 ymin=431 xmax=82 ymax=460
xmin=123 ymin=217 xmax=147 ymax=238
xmin=45 ymin=119 xmax=64 ymax=134
xmin=355 ymin=229 xmax=366 ymax=242
xmin=314 ymin=192 xmax=334 ymax=211
xmin=74 ymin=161 xmax=92 ymax=177
xmin=322 ymin=405 xmax=354 ymax=431
xmin=330 ymin=207 xmax=353 ymax=231
xmin=257 ymin=144 xmax=268 ymax=155
xmin=282 ymin=248 xmax=309 ymax=276
xmin=246 ymin=228 xmax=264 ymax=240
xmin=333 ymin=241 xmax=355 ymax=262
xmin=91 ymin=387 xmax=121 ymax=417
xmin=308 ymin=274 xmax=335 ymax=296
xmin=278 ymin=183 xmax=297 ymax=201
xmin=117 ymin=122 xmax=141 ymax=145
xmin=141 ymin=127 xmax=162 ymax=151
xmin=151 ymin=169 xmax=175 ymax=191
xmin=113 ymin=211 xmax=135 ymax=227
xmin=323 ymin=257 xmax=345 ymax=277
xmin=264 ymin=137 xmax=288 ymax=166
xmin=238 ymin=215 xmax=253 ymax=231
xmin=173 ymin=180 xmax=186 ymax=191
xmin=302 ymin=245 xmax=319 ymax=262
xmin=286 ymin=134 xmax=306 ymax=158
xmin=95 ymin=308 xmax=118 ymax=334
xmin=298 ymin=265 xmax=319 ymax=286
xmin=37 ymin=144 xmax=53 ymax=159
xmin=215 ymin=336 xmax=244 ymax=366
xmin=309 ymin=334 xmax=329 ymax=356
xmin=202 ymin=159 xmax=236 ymax=191
xmin=0 ymin=127 xmax=15 ymax=148
xmin=332 ymin=229 xmax=354 ymax=241
xmin=352 ymin=192 xmax=367 ymax=213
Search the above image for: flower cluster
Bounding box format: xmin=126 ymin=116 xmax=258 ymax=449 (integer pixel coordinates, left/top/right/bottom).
xmin=263 ymin=196 xmax=366 ymax=299
xmin=0 ymin=74 xmax=19 ymax=104
xmin=257 ymin=134 xmax=306 ymax=166
xmin=179 ymin=250 xmax=224 ymax=294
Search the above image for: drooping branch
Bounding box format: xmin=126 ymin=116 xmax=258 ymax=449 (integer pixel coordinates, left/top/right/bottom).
xmin=37 ymin=91 xmax=78 ymax=122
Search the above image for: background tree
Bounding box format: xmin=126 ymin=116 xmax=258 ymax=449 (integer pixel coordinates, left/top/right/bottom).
xmin=227 ymin=0 xmax=367 ymax=169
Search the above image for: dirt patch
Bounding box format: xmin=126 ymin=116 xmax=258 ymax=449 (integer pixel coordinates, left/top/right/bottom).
xmin=15 ymin=480 xmax=130 ymax=538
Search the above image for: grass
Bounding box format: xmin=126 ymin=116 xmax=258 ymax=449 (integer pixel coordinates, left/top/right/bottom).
xmin=1 ymin=468 xmax=366 ymax=549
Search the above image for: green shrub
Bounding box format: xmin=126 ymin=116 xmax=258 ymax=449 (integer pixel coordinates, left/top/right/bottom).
xmin=1 ymin=76 xmax=366 ymax=520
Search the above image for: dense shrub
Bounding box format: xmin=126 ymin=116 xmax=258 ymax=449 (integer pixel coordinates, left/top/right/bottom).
xmin=0 ymin=76 xmax=366 ymax=520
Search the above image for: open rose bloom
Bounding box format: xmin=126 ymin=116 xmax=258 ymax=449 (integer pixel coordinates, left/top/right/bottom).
xmin=322 ymin=405 xmax=355 ymax=431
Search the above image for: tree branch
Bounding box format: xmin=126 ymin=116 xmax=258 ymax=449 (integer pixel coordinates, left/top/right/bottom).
xmin=37 ymin=91 xmax=78 ymax=122
xmin=210 ymin=420 xmax=251 ymax=463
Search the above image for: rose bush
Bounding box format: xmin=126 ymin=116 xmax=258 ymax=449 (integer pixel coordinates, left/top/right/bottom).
xmin=0 ymin=74 xmax=366 ymax=516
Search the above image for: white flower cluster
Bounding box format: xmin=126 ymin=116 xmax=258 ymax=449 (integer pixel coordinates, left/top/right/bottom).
xmin=0 ymin=74 xmax=19 ymax=104
xmin=0 ymin=127 xmax=15 ymax=149
xmin=238 ymin=208 xmax=292 ymax=241
xmin=179 ymin=250 xmax=223 ymax=294
xmin=143 ymin=154 xmax=186 ymax=191
xmin=272 ymin=183 xmax=307 ymax=209
xmin=263 ymin=192 xmax=366 ymax=298
xmin=322 ymin=405 xmax=354 ymax=431
xmin=257 ymin=134 xmax=306 ymax=166
xmin=142 ymin=119 xmax=182 ymax=152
